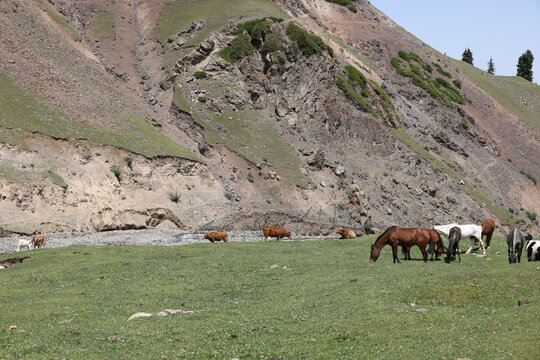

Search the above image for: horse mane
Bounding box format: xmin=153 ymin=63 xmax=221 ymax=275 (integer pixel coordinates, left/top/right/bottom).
xmin=373 ymin=226 xmax=396 ymax=247
xmin=435 ymin=231 xmax=445 ymax=251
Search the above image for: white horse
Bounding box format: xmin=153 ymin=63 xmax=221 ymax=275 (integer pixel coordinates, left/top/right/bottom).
xmin=17 ymin=239 xmax=34 ymax=252
xmin=433 ymin=223 xmax=485 ymax=255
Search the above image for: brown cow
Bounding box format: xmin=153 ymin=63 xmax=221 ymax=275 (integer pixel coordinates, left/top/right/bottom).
xmin=262 ymin=226 xmax=291 ymax=241
xmin=204 ymin=232 xmax=228 ymax=243
xmin=481 ymin=218 xmax=495 ymax=248
xmin=32 ymin=235 xmax=45 ymax=249
xmin=337 ymin=227 xmax=356 ymax=239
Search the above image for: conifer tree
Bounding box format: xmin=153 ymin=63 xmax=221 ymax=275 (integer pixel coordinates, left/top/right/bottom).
xmin=461 ymin=48 xmax=473 ymax=65
xmin=516 ymin=50 xmax=534 ymax=81
xmin=487 ymin=57 xmax=495 ymax=74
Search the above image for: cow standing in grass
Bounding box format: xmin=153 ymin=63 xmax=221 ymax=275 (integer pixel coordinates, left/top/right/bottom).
xmin=32 ymin=235 xmax=45 ymax=248
xmin=262 ymin=226 xmax=291 ymax=241
xmin=203 ymin=232 xmax=228 ymax=243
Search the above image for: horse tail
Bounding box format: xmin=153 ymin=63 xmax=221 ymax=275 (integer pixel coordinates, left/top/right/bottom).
xmin=427 ymin=231 xmax=434 ymax=255
xmin=435 ymin=231 xmax=444 ymax=252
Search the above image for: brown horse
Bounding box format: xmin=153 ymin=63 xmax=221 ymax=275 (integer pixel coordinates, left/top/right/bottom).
xmin=481 ymin=218 xmax=495 ymax=248
xmin=401 ymin=228 xmax=444 ymax=261
xmin=370 ymin=226 xmax=434 ymax=263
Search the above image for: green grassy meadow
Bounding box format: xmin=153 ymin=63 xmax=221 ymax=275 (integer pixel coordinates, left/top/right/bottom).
xmin=1 ymin=236 xmax=538 ymax=359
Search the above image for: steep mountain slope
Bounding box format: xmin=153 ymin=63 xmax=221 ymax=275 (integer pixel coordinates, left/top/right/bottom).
xmin=0 ymin=0 xmax=538 ymax=235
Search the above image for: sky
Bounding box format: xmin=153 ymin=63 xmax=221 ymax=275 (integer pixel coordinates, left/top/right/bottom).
xmin=369 ymin=0 xmax=540 ymax=79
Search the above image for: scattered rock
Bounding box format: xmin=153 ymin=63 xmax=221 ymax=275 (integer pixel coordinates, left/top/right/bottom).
xmin=320 ymin=181 xmax=327 ymax=188
xmin=270 ymin=264 xmax=280 ymax=269
xmin=333 ymin=165 xmax=345 ymax=177
xmin=518 ymin=299 xmax=530 ymax=307
xmin=287 ymin=116 xmax=297 ymax=128
xmin=128 ymin=312 xmax=153 ymax=321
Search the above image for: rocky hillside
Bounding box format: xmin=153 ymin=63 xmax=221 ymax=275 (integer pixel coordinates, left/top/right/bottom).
xmin=0 ymin=0 xmax=538 ymax=236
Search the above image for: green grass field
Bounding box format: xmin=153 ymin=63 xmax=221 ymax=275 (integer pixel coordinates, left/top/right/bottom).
xmin=1 ymin=236 xmax=538 ymax=359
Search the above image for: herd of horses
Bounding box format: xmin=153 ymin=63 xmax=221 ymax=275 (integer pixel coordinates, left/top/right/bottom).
xmin=369 ymin=218 xmax=539 ymax=264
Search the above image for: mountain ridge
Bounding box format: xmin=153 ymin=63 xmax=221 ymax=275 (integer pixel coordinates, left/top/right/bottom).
xmin=0 ymin=0 xmax=538 ymax=236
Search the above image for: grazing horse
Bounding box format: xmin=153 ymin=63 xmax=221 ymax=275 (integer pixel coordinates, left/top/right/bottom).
xmin=481 ymin=219 xmax=495 ymax=248
xmin=445 ymin=227 xmax=462 ymax=263
xmin=370 ymin=226 xmax=433 ymax=263
xmin=507 ymin=228 xmax=532 ymax=264
xmin=401 ymin=228 xmax=444 ymax=261
xmin=433 ymin=223 xmax=484 ymax=255
xmin=525 ymin=240 xmax=540 ymax=261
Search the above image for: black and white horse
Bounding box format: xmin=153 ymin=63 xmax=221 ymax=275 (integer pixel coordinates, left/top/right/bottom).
xmin=507 ymin=228 xmax=532 ymax=264
xmin=525 ymin=240 xmax=540 ymax=262
xmin=445 ymin=226 xmax=462 ymax=263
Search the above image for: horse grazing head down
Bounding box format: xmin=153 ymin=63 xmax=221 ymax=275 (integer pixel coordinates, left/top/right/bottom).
xmin=507 ymin=229 xmax=532 ymax=264
xmin=369 ymin=244 xmax=381 ymax=263
xmin=369 ymin=227 xmax=396 ymax=263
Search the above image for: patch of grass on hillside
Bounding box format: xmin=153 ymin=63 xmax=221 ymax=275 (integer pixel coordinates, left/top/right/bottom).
xmin=336 ymin=76 xmax=376 ymax=116
xmin=337 ymin=65 xmax=396 ymax=124
xmin=92 ymin=11 xmax=116 ymax=40
xmin=325 ymin=0 xmax=357 ymax=13
xmin=286 ymin=23 xmax=334 ymax=58
xmin=153 ymin=0 xmax=287 ymax=46
xmin=391 ymin=128 xmax=517 ymax=227
xmin=0 ymin=164 xmax=65 ymax=187
xmin=0 ymin=73 xmax=199 ymax=161
xmin=392 ymin=52 xmax=464 ymax=107
xmin=520 ymin=170 xmax=537 ymax=185
xmin=1 ymin=238 xmax=538 ymax=359
xmin=46 ymin=8 xmax=82 ymax=42
xmin=452 ymin=59 xmax=540 ymax=134
xmin=218 ymin=33 xmax=255 ymax=64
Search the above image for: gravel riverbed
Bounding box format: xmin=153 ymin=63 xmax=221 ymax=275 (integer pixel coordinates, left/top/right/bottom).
xmin=0 ymin=229 xmax=333 ymax=255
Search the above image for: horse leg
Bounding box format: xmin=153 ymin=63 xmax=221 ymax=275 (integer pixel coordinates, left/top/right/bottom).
xmin=457 ymin=248 xmax=462 ymax=263
xmin=486 ymin=233 xmax=492 ymax=248
xmin=478 ymin=238 xmax=486 ymax=255
xmin=392 ymin=244 xmax=401 ymax=264
xmin=465 ymin=238 xmax=474 ymax=254
xmin=517 ymin=245 xmax=522 ymax=263
xmin=420 ymin=246 xmax=428 ymax=263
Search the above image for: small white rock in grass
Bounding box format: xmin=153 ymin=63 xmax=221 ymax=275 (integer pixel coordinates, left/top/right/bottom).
xmin=130 ymin=310 xmax=195 ymax=320
xmin=270 ymin=264 xmax=280 ymax=269
xmin=128 ymin=312 xmax=153 ymax=321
